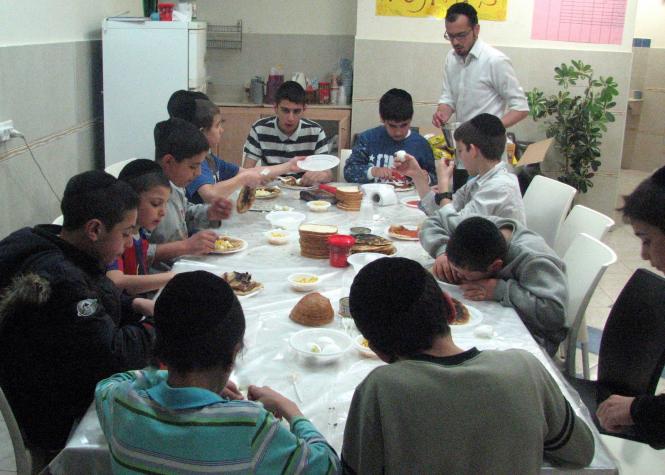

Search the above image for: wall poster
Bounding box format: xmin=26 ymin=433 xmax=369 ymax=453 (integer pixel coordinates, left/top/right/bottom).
xmin=376 ymin=0 xmax=508 ymax=21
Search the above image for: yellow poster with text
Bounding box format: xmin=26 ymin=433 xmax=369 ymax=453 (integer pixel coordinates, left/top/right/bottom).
xmin=376 ymin=0 xmax=507 ymax=22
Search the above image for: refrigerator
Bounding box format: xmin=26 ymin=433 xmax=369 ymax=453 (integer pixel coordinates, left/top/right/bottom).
xmin=102 ymin=19 xmax=207 ymax=167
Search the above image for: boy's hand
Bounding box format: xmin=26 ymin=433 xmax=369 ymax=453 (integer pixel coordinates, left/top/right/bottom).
xmin=241 ymin=169 xmax=270 ymax=188
xmin=393 ymin=154 xmax=422 ymax=178
xmin=301 ymin=170 xmax=332 ymax=186
xmin=286 ymin=156 xmax=307 ymax=174
xmin=597 ymin=395 xmax=635 ymax=432
xmin=438 ymin=158 xmax=455 ymax=182
xmin=221 ymin=380 xmax=244 ymax=400
xmin=371 ymin=167 xmax=394 ymax=180
xmin=131 ymin=298 xmax=155 ymax=317
xmin=433 ymin=253 xmax=458 ymax=283
xmin=186 ymin=230 xmax=218 ymax=255
xmin=248 ymin=385 xmax=303 ymax=422
xmin=207 ymin=198 xmax=233 ymax=221
xmin=460 ymin=279 xmax=498 ymax=301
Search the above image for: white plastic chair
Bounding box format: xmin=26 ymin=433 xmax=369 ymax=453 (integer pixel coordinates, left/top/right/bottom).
xmin=523 ymin=175 xmax=577 ymax=248
xmin=104 ymin=157 xmax=141 ymax=178
xmin=0 ymin=385 xmax=32 ymax=474
xmin=561 ymin=233 xmax=617 ymax=378
xmin=554 ymin=205 xmax=615 ymax=257
xmin=52 ymin=215 xmax=64 ymax=225
xmin=337 ymin=148 xmax=352 ymax=182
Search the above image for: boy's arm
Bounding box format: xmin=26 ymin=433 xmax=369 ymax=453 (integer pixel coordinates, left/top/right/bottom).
xmin=419 ymin=207 xmax=465 ymax=258
xmin=106 ymin=269 xmax=175 ymax=296
xmin=153 ymin=230 xmax=218 ymax=263
xmin=343 ymin=134 xmax=374 ymax=184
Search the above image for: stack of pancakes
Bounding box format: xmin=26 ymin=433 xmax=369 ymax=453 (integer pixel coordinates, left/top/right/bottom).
xmin=299 ymin=224 xmax=338 ymax=258
xmin=335 ymin=186 xmax=363 ymax=211
xmin=351 ymin=233 xmax=396 ymax=255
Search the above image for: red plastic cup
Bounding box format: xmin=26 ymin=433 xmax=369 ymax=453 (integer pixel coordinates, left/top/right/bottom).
xmin=328 ymin=234 xmax=356 ymax=268
xmin=158 ymin=2 xmax=175 ymax=21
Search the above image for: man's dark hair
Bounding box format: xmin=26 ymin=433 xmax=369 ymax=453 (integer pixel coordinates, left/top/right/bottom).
xmin=60 ymin=170 xmax=139 ymax=231
xmin=168 ymin=90 xmax=219 ymax=130
xmin=454 ymin=113 xmax=506 ymax=161
xmin=275 ymin=81 xmax=306 ymax=106
xmin=349 ymin=257 xmax=450 ymax=360
xmin=154 ymin=117 xmax=209 ymax=162
xmin=620 ymin=165 xmax=665 ymax=234
xmin=118 ymin=159 xmax=170 ymax=195
xmin=447 ymin=217 xmax=508 ymax=271
xmin=446 ymin=2 xmax=478 ymax=26
xmin=379 ymin=88 xmax=414 ymax=122
xmin=154 ymin=271 xmax=245 ymax=372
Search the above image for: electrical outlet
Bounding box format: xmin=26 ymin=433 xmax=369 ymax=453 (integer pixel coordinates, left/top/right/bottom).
xmin=0 ymin=120 xmax=14 ymax=142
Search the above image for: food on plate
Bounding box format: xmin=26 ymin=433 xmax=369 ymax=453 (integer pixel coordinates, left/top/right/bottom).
xmin=294 ymin=275 xmax=318 ymax=284
xmin=388 ymin=180 xmax=415 ymax=191
xmin=306 ymin=338 xmax=340 ymax=355
xmin=388 ymin=224 xmax=419 ymax=239
xmin=308 ymin=342 xmax=322 ymax=353
xmin=449 ymin=297 xmax=471 ymax=325
xmin=289 ymin=292 xmax=334 ymax=326
xmin=359 ymin=337 xmax=370 ymax=348
xmin=267 ymin=230 xmax=289 ymax=245
xmin=221 ymin=271 xmax=263 ymax=296
xmin=299 ymin=189 xmax=337 ymax=203
xmin=214 ymin=236 xmax=244 ymax=252
xmin=255 ymin=186 xmax=280 ymax=199
xmin=236 ymin=186 xmax=256 ymax=213
xmin=278 ymin=175 xmax=312 ymax=189
xmin=351 ymin=234 xmax=396 ymax=256
xmin=403 ymin=199 xmax=420 ymax=209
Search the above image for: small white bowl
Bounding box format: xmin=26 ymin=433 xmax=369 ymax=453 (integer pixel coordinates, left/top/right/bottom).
xmin=307 ymin=200 xmax=331 ymax=212
xmin=288 ymin=273 xmax=320 ymax=292
xmin=265 ymin=211 xmax=306 ymax=230
xmin=265 ymin=229 xmax=290 ymax=245
xmin=289 ymin=328 xmax=353 ymax=363
xmin=354 ymin=334 xmax=377 ymax=357
xmin=347 ymin=252 xmax=388 ymax=272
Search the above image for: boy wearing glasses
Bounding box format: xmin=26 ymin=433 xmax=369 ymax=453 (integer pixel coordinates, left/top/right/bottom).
xmin=432 ymin=3 xmax=529 ymax=130
xmin=243 ymin=81 xmax=333 ymax=185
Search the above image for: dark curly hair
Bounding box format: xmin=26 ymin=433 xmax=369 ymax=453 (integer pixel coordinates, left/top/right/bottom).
xmin=619 ymin=165 xmax=665 ymax=234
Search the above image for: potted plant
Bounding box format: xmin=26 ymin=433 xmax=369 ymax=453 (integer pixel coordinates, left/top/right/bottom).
xmin=527 ymin=60 xmax=619 ymax=193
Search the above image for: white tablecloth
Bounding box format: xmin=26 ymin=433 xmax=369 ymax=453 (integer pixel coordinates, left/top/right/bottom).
xmin=49 ymin=186 xmax=618 ymax=474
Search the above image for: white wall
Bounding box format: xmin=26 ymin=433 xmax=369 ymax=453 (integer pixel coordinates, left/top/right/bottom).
xmin=634 ymin=0 xmax=665 ymax=47
xmin=198 ymin=0 xmax=356 ymax=35
xmin=357 ymin=0 xmax=638 ymax=51
xmin=0 ymin=0 xmax=140 ymax=46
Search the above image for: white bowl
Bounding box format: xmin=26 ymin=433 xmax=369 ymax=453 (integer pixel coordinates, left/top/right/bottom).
xmin=265 ymin=211 xmax=306 ymax=230
xmin=288 ymin=272 xmax=320 ymax=292
xmin=265 ymin=229 xmax=290 ymax=245
xmin=307 ymin=200 xmax=331 ymax=212
xmin=354 ymin=334 xmax=377 ymax=358
xmin=347 ymin=252 xmax=389 ymax=272
xmin=289 ymin=328 xmax=352 ymax=363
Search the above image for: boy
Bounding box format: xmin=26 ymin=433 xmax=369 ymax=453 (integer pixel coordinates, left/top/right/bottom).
xmin=243 ymin=80 xmax=333 ymax=185
xmin=344 ymin=88 xmax=435 ymax=184
xmin=96 ymin=271 xmax=341 ymax=473
xmin=396 ymin=113 xmax=525 ymax=221
xmin=149 ymin=117 xmax=233 ymax=271
xmin=342 ymin=257 xmax=593 ymax=474
xmin=420 ymin=215 xmax=567 ymax=355
xmin=0 ymin=171 xmax=155 ymax=455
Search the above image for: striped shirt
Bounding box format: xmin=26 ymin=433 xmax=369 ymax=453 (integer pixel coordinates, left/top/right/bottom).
xmin=96 ymin=370 xmax=341 ymax=474
xmin=243 ymin=116 xmax=328 ymax=165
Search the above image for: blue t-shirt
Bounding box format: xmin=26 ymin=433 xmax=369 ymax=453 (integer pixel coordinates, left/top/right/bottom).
xmin=343 ymin=126 xmax=436 ymax=184
xmin=186 ymin=153 xmax=240 ymax=204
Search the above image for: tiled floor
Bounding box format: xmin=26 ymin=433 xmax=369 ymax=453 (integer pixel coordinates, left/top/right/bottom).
xmin=0 ymin=169 xmax=660 ymax=475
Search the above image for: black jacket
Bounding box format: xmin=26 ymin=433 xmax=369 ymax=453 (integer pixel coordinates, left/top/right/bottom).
xmin=631 ymin=394 xmax=665 ymax=449
xmin=0 ymin=225 xmax=154 ymax=450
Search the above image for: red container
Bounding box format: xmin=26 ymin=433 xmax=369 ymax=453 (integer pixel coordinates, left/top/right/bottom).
xmin=318 ymin=82 xmax=331 ymax=104
xmin=158 ymin=3 xmax=175 ymax=21
xmin=328 ymin=234 xmax=356 ymax=268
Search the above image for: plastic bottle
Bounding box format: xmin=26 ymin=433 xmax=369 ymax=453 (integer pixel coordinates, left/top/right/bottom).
xmin=359 ymin=194 xmax=374 ymax=224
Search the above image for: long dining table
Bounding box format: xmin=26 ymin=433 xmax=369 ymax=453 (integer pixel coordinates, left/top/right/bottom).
xmin=48 ymin=184 xmax=618 ymax=474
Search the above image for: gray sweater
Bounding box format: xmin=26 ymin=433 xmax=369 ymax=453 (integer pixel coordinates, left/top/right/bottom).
xmin=420 ymin=214 xmax=568 ymax=354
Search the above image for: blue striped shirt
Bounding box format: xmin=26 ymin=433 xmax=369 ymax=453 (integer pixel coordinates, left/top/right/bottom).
xmin=96 ymin=370 xmax=341 ymax=474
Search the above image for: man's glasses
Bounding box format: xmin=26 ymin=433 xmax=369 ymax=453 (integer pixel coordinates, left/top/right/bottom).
xmin=444 ymin=29 xmax=473 ymax=41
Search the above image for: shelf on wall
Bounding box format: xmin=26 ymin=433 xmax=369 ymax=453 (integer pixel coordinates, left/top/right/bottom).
xmin=207 ymin=20 xmax=242 ymax=50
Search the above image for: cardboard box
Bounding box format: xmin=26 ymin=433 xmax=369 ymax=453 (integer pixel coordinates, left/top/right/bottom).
xmin=514 ymin=137 xmax=554 ymax=167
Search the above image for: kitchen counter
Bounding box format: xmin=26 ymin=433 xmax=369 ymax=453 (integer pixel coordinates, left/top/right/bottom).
xmin=216 ymin=101 xmax=351 ymax=110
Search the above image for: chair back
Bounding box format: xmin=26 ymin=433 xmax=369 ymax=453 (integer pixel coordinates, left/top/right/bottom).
xmin=561 ymin=233 xmax=617 ymax=376
xmin=598 ymin=268 xmax=665 ymax=400
xmin=0 ymin=385 xmax=32 ymax=474
xmin=104 ymin=157 xmax=141 ymax=178
xmin=523 ymin=175 xmax=576 ymax=248
xmin=338 ymin=148 xmax=352 ymax=182
xmin=554 ymin=205 xmax=615 ymax=257
xmin=52 ymin=215 xmax=64 ymax=226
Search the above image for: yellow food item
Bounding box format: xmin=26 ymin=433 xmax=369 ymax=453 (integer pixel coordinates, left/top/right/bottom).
xmin=269 ymin=231 xmax=287 ymax=238
xmin=360 ymin=338 xmax=369 ymax=348
xmin=295 ymin=275 xmax=318 ymax=284
xmin=215 ymin=238 xmax=235 ymax=250
xmin=310 ymin=200 xmax=328 ymax=207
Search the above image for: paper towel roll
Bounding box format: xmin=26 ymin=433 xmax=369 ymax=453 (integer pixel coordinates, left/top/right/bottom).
xmin=361 ymin=184 xmax=397 ymax=207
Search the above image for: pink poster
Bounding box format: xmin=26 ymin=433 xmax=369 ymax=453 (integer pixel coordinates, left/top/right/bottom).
xmin=532 ymin=0 xmax=626 ymax=45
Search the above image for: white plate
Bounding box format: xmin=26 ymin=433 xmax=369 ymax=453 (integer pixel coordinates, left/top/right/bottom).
xmin=347 ymin=252 xmax=387 ymax=272
xmin=387 ymin=224 xmax=419 ymax=241
xmin=210 ymin=238 xmax=248 ymax=255
xmin=237 ymin=285 xmax=263 ymax=300
xmin=354 ymin=334 xmax=377 ymax=358
xmin=400 ymin=197 xmax=421 ymax=209
xmin=297 ymin=154 xmax=340 ymax=172
xmin=450 ymin=303 xmax=483 ymax=330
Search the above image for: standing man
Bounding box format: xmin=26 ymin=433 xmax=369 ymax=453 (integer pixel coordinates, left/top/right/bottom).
xmin=432 ymin=3 xmax=529 ymax=128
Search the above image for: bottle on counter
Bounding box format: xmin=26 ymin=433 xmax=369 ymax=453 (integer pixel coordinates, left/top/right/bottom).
xmin=330 ymin=76 xmax=339 ymax=105
xmin=318 ymin=82 xmax=331 ymax=104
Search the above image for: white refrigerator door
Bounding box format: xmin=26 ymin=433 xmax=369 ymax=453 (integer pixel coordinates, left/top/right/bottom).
xmin=103 ymin=21 xmax=191 ymax=167
xmin=188 ymin=27 xmax=207 ymax=90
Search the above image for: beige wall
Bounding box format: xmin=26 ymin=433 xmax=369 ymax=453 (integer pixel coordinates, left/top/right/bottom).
xmin=635 ymin=0 xmax=665 ymax=47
